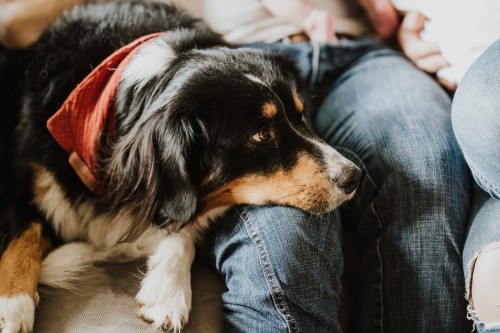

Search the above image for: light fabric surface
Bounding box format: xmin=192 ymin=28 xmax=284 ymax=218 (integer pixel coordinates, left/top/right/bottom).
xmin=393 ymin=0 xmax=500 ymax=84
xmin=202 ymin=0 xmax=371 ymax=43
xmin=35 ymin=260 xmax=225 ymax=333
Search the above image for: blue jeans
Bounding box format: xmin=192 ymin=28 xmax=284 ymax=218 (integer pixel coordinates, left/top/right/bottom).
xmin=204 ymin=39 xmax=471 ymax=332
xmin=453 ymin=39 xmax=500 ymax=333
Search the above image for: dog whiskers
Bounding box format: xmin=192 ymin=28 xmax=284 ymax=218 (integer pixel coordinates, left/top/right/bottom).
xmin=275 ymin=189 xmax=306 ymax=201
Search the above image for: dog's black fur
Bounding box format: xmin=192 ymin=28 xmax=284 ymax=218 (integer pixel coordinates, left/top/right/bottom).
xmin=0 ymin=0 xmax=322 ymax=252
xmin=0 ymin=1 xmax=360 ymax=330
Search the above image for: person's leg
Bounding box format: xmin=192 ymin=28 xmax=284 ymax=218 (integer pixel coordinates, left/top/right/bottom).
xmin=197 ymin=42 xmax=380 ymax=333
xmin=313 ymin=46 xmax=471 ymax=332
xmin=463 ymin=186 xmax=500 ymax=332
xmin=203 ymin=206 xmax=344 ymax=333
xmin=452 ymin=39 xmax=500 ymax=199
xmin=452 ymin=39 xmax=500 ymax=332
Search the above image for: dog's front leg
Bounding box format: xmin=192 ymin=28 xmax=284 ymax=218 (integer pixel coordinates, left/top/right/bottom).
xmin=0 ymin=222 xmax=49 ymax=333
xmin=136 ymin=228 xmax=196 ymax=332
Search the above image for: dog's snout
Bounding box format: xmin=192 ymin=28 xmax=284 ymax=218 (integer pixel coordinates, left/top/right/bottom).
xmin=333 ymin=166 xmax=361 ymax=194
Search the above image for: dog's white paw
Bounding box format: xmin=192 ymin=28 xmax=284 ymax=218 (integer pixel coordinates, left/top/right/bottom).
xmin=0 ymin=295 xmax=35 ymax=333
xmin=136 ymin=231 xmax=195 ymax=332
xmin=136 ymin=279 xmax=191 ymax=332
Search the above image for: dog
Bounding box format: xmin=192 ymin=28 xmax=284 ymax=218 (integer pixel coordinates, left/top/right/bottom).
xmin=0 ymin=1 xmax=361 ymax=332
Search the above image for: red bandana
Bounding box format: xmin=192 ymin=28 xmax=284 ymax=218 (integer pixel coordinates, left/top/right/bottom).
xmin=47 ymin=32 xmax=163 ymax=192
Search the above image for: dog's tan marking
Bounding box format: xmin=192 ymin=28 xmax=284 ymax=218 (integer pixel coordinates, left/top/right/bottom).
xmin=203 ymin=153 xmax=338 ymax=214
xmin=262 ymin=102 xmax=278 ymax=118
xmin=0 ymin=223 xmax=44 ymax=299
xmin=201 ymin=173 xmax=215 ymax=187
xmin=293 ymin=92 xmax=304 ymax=113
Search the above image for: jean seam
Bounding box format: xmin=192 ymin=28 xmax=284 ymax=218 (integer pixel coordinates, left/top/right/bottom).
xmin=467 ymin=160 xmax=500 ymax=198
xmin=333 ymin=146 xmax=380 ymax=192
xmin=458 ymin=136 xmax=500 ymax=197
xmin=370 ymin=202 xmax=384 ymax=332
xmin=234 ymin=207 xmax=300 ymax=333
xmin=333 ymin=145 xmax=384 ymax=332
xmin=310 ymin=41 xmax=320 ymax=88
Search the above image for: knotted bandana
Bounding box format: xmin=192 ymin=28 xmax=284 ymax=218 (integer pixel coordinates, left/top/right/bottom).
xmin=47 ymin=32 xmax=163 ymax=191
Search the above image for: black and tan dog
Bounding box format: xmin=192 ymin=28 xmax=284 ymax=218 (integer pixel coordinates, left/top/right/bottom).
xmin=0 ymin=1 xmax=361 ymax=332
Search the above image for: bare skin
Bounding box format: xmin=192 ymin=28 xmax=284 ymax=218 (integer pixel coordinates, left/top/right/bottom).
xmin=359 ymin=1 xmax=456 ymax=91
xmin=359 ymin=0 xmax=399 ymax=40
xmin=471 ymin=246 xmax=500 ymax=323
xmin=397 ymin=11 xmax=456 ymax=91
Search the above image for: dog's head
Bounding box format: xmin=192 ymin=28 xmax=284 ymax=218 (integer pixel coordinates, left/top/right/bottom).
xmin=106 ymin=31 xmax=360 ymax=230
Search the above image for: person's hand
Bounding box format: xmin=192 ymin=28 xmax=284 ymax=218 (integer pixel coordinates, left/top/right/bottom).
xmin=359 ymin=0 xmax=399 ymax=40
xmin=397 ymin=12 xmax=446 ymax=72
xmin=303 ymin=8 xmax=338 ymax=43
xmin=397 ymin=11 xmax=457 ymax=91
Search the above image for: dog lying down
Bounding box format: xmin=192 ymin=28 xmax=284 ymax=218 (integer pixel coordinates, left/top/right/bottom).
xmin=0 ymin=1 xmax=361 ymax=332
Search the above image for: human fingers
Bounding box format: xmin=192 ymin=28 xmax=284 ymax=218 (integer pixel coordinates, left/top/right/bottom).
xmin=414 ymin=54 xmax=450 ymax=73
xmin=398 ymin=11 xmax=441 ymax=61
xmin=437 ymin=77 xmax=457 ymax=92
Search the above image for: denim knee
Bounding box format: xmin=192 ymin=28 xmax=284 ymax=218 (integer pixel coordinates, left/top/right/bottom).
xmin=452 ymin=39 xmax=500 ymax=198
xmin=204 ymin=205 xmax=344 ymax=333
xmin=312 ymin=48 xmax=471 ymax=332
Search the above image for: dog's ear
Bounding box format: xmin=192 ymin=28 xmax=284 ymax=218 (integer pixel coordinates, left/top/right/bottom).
xmin=106 ymin=111 xmax=198 ymax=229
xmin=153 ymin=113 xmax=198 ymax=225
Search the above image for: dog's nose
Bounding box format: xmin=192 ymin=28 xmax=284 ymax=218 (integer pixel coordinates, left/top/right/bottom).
xmin=334 ymin=166 xmax=361 ymax=194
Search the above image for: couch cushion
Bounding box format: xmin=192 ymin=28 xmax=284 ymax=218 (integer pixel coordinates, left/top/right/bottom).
xmin=35 ymin=260 xmax=225 ymax=333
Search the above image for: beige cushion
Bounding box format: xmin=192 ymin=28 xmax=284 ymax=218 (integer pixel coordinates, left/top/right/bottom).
xmin=35 ymin=260 xmax=225 ymax=333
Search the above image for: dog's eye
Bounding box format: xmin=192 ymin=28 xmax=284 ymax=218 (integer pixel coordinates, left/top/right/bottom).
xmin=252 ymin=127 xmax=275 ymax=143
